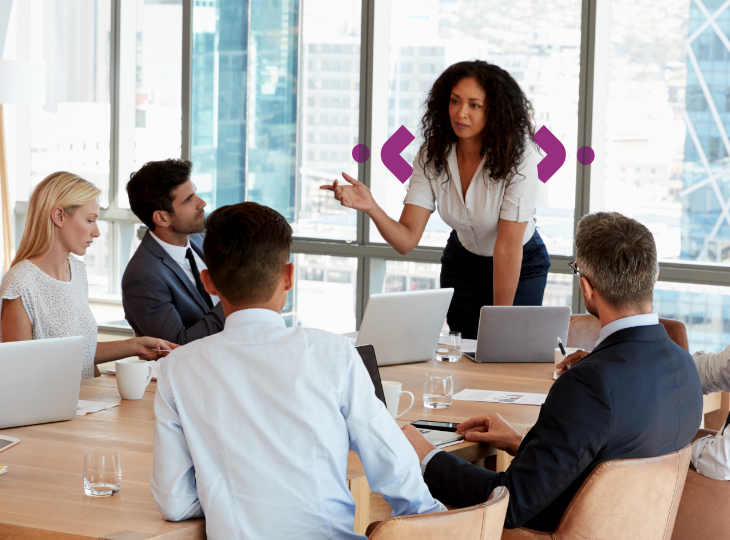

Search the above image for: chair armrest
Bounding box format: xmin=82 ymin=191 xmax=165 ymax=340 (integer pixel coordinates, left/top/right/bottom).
xmin=501 ymin=527 xmax=552 ymax=539
xmin=693 ymin=428 xmax=718 ymax=443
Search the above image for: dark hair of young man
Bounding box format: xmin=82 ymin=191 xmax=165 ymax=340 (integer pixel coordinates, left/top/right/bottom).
xmin=126 ymin=159 xmax=193 ymax=230
xmin=203 ymin=202 xmax=293 ymax=305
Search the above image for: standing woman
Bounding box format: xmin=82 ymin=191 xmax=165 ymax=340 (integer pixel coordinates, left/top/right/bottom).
xmin=0 ymin=172 xmax=176 ymax=379
xmin=321 ymin=60 xmax=549 ymax=339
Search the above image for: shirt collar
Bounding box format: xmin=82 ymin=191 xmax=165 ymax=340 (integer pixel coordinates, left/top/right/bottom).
xmin=595 ymin=313 xmax=659 ymax=348
xmin=224 ymin=308 xmax=287 ymax=331
xmin=150 ymin=231 xmax=192 ymax=266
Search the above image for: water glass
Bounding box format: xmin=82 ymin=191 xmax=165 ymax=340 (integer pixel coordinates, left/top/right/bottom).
xmin=423 ymin=373 xmax=453 ymax=409
xmin=83 ymin=451 xmax=121 ymax=497
xmin=436 ymin=331 xmax=462 ymax=362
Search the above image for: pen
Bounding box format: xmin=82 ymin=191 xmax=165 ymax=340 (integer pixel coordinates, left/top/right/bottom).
xmin=557 ymin=337 xmax=567 ymax=358
xmin=557 ymin=337 xmax=571 ymax=369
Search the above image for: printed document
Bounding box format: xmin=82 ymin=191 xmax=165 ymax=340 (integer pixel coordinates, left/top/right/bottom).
xmin=77 ymin=400 xmax=120 ymax=415
xmin=453 ymin=389 xmax=546 ymax=406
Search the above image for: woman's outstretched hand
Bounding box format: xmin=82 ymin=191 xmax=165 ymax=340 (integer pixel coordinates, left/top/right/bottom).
xmin=319 ymin=173 xmax=375 ymax=212
xmin=131 ymin=337 xmax=179 ymax=361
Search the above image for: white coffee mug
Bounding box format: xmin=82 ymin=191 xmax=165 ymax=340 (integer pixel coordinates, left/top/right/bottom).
xmin=554 ymin=347 xmax=581 ymax=368
xmin=382 ymin=381 xmax=414 ymax=419
xmin=115 ymin=359 xmax=153 ymax=400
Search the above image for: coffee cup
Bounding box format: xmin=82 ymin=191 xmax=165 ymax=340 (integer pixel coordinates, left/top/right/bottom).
xmin=115 ymin=359 xmax=153 ymax=400
xmin=382 ymin=381 xmax=414 ymax=419
xmin=554 ymin=347 xmax=581 ymax=368
xmin=554 ymin=347 xmax=581 ymax=379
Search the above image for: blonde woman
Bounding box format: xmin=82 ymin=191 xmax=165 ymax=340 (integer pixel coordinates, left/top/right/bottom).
xmin=0 ymin=172 xmax=177 ymax=379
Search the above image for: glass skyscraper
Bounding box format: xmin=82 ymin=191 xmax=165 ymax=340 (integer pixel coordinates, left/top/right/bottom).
xmin=680 ymin=0 xmax=730 ymax=263
xmin=655 ymin=0 xmax=730 ymax=352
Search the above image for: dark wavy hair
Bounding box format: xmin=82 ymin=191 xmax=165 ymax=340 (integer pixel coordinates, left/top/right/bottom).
xmin=419 ymin=60 xmax=535 ymax=185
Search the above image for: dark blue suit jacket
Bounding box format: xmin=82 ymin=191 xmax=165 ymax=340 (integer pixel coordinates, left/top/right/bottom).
xmin=424 ymin=324 xmax=703 ymax=531
xmin=122 ymin=231 xmax=225 ymax=345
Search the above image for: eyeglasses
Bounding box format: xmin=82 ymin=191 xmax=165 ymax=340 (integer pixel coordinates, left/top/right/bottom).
xmin=570 ymin=260 xmax=594 ymax=290
xmin=569 ymin=260 xmax=580 ymax=278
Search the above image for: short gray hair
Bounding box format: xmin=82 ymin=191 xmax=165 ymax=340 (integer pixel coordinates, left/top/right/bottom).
xmin=575 ymin=212 xmax=658 ymax=309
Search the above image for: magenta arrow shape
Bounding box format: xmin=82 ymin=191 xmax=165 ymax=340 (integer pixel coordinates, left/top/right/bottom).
xmin=533 ymin=126 xmax=566 ymax=183
xmin=381 ymin=125 xmax=416 ymax=183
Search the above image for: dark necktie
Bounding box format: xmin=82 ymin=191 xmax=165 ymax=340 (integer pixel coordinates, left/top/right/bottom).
xmin=724 ymin=410 xmax=730 ymax=433
xmin=185 ymin=248 xmax=214 ymax=310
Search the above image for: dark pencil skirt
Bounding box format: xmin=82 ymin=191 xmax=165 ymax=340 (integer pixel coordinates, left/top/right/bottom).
xmin=440 ymin=229 xmax=551 ymax=339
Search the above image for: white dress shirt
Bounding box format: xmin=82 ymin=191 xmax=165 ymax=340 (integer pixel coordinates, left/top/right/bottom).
xmin=594 ymin=313 xmax=659 ymax=347
xmin=150 ymin=231 xmax=219 ymax=306
xmin=420 ymin=312 xmax=661 ymax=473
xmin=691 ymin=345 xmax=730 ymax=480
xmin=151 ymin=308 xmax=444 ymax=540
xmin=403 ymin=141 xmax=541 ymax=257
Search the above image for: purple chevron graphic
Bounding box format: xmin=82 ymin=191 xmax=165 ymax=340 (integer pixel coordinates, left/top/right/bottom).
xmin=382 ymin=125 xmax=415 ymax=183
xmin=533 ymin=126 xmax=566 ymax=183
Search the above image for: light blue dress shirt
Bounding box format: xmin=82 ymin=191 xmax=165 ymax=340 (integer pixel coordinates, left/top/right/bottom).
xmin=151 ymin=308 xmax=444 ymax=540
xmin=594 ymin=312 xmax=658 ymax=347
xmin=420 ymin=312 xmax=661 ymax=473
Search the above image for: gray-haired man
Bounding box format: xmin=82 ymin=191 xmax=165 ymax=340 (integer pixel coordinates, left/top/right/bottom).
xmin=402 ymin=211 xmax=704 ymax=531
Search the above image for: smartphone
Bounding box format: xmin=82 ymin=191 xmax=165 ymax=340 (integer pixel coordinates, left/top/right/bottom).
xmin=0 ymin=434 xmax=20 ymax=453
xmin=464 ymin=352 xmax=476 ymax=361
xmin=410 ymin=420 xmax=460 ymax=432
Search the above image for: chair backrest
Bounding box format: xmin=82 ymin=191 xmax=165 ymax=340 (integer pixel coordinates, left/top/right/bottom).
xmin=566 ymin=314 xmax=601 ymax=351
xmin=566 ymin=314 xmax=689 ymax=352
xmin=658 ymin=318 xmax=688 ymax=351
xmin=368 ymin=486 xmax=509 ymax=540
xmin=550 ymin=446 xmax=691 ymax=540
xmin=671 ymin=459 xmax=730 ymax=539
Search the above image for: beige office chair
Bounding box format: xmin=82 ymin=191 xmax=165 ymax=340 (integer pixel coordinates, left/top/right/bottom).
xmin=671 ymin=430 xmax=730 ymax=540
xmin=566 ymin=314 xmax=689 ymax=352
xmin=366 ymin=486 xmax=508 ymax=540
xmin=501 ymin=445 xmax=691 ymax=540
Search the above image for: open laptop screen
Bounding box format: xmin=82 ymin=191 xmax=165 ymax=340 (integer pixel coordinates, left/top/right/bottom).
xmin=355 ymin=344 xmax=386 ymax=406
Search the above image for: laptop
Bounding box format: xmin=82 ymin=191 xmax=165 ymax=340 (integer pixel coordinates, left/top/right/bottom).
xmin=355 ymin=344 xmax=464 ymax=447
xmin=469 ymin=306 xmax=571 ymax=363
xmin=0 ymin=336 xmax=85 ymax=429
xmin=354 ymin=288 xmax=454 ymax=366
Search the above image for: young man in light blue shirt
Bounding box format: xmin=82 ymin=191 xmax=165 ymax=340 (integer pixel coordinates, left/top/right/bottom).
xmin=150 ymin=201 xmax=444 ymax=540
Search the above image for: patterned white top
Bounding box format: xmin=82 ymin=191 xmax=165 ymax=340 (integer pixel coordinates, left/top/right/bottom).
xmin=0 ymin=257 xmax=98 ymax=379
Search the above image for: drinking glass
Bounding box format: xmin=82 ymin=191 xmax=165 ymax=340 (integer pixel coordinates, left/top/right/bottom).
xmin=83 ymin=451 xmax=121 ymax=497
xmin=423 ymin=373 xmax=453 ymax=409
xmin=436 ymin=331 xmax=462 ymax=362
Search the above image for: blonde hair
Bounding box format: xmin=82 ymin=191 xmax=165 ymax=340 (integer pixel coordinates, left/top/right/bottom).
xmin=12 ymin=172 xmax=101 ymax=267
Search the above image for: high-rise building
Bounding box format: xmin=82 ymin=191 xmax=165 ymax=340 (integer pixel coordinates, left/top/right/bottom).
xmin=680 ymin=0 xmax=730 ymax=263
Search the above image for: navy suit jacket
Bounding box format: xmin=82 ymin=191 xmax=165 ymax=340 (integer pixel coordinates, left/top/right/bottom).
xmin=424 ymin=324 xmax=703 ymax=531
xmin=121 ymin=231 xmax=225 ymax=345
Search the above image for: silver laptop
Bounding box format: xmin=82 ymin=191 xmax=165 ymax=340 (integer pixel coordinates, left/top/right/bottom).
xmin=471 ymin=306 xmax=571 ymax=363
xmin=355 ymin=288 xmax=454 ymax=366
xmin=0 ymin=336 xmax=85 ymax=429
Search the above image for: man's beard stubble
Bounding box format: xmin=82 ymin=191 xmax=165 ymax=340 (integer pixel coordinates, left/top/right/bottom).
xmin=170 ymin=213 xmax=205 ymax=235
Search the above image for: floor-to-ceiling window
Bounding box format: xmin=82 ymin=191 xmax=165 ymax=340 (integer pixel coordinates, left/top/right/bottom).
xmin=4 ymin=0 xmax=730 ymax=346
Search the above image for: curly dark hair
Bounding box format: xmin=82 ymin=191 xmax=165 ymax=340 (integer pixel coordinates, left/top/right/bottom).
xmin=419 ymin=60 xmax=535 ymax=184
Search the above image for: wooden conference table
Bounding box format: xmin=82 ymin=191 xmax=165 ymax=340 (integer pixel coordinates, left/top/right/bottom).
xmin=0 ymin=357 xmax=722 ymax=538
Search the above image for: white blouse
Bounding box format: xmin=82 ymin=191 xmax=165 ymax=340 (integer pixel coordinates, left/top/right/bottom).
xmin=403 ymin=141 xmax=541 ymax=257
xmin=0 ymin=257 xmax=98 ymax=379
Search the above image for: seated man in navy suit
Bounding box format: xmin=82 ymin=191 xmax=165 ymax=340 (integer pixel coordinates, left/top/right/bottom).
xmin=402 ymin=211 xmax=704 ymax=531
xmin=122 ymin=159 xmax=225 ymax=345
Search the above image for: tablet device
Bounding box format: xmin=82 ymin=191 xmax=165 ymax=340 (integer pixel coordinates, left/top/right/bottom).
xmin=0 ymin=435 xmax=20 ymax=453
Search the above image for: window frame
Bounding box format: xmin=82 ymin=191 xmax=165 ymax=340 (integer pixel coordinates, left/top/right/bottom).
xmin=85 ymin=0 xmax=730 ymax=326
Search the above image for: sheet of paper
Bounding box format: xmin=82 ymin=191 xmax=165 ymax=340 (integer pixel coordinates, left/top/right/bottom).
xmin=461 ymin=339 xmax=478 ymax=354
xmin=453 ymin=389 xmax=547 ymax=406
xmin=76 ymin=400 xmax=120 ymax=416
xmin=106 ymin=360 xmax=159 ymax=380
